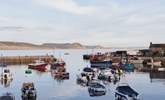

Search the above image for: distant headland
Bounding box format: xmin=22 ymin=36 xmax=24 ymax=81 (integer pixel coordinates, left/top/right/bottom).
xmin=0 ymin=41 xmax=104 ymax=50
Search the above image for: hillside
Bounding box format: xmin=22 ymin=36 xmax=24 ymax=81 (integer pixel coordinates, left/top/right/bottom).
xmin=0 ymin=41 xmax=104 ymax=50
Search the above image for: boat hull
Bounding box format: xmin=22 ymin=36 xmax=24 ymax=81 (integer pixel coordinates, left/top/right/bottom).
xmin=90 ymin=61 xmax=112 ymax=69
xmin=28 ymin=64 xmax=47 ymax=72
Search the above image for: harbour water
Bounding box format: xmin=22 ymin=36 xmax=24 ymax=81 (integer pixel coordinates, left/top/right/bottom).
xmin=0 ymin=49 xmax=165 ymax=100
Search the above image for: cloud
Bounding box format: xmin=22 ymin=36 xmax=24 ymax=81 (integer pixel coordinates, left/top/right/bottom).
xmin=34 ymin=0 xmax=97 ymax=15
xmin=0 ymin=26 xmax=24 ymax=31
xmin=0 ymin=0 xmax=165 ymax=47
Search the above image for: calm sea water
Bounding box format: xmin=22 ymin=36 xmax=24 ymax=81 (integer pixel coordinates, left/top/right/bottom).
xmin=0 ymin=49 xmax=165 ymax=100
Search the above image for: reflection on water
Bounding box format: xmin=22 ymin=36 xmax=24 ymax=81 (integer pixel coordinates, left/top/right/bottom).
xmin=150 ymin=71 xmax=165 ymax=83
xmin=0 ymin=79 xmax=13 ymax=87
xmin=0 ymin=50 xmax=164 ymax=100
xmin=51 ymin=69 xmax=69 ymax=83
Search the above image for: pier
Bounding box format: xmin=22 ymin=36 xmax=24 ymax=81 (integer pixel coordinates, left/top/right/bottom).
xmin=0 ymin=55 xmax=56 ymax=65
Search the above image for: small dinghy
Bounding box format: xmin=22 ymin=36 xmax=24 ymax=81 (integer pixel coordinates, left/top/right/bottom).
xmin=0 ymin=92 xmax=15 ymax=100
xmin=21 ymin=83 xmax=37 ymax=100
xmin=25 ymin=69 xmax=32 ymax=74
xmin=88 ymin=81 xmax=106 ymax=97
xmin=115 ymin=83 xmax=140 ymax=100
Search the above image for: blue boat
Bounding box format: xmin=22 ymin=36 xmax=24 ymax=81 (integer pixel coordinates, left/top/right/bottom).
xmin=119 ymin=63 xmax=135 ymax=71
xmin=123 ymin=63 xmax=135 ymax=70
xmin=90 ymin=60 xmax=112 ymax=69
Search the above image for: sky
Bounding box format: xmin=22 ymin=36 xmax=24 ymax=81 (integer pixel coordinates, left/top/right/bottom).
xmin=0 ymin=0 xmax=165 ymax=47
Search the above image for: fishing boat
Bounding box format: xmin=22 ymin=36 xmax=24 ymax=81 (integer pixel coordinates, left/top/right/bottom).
xmin=21 ymin=83 xmax=37 ymax=100
xmin=90 ymin=60 xmax=112 ymax=69
xmin=88 ymin=81 xmax=106 ymax=97
xmin=51 ymin=60 xmax=66 ymax=69
xmin=1 ymin=69 xmax=13 ymax=80
xmin=115 ymin=83 xmax=140 ymax=100
xmin=0 ymin=92 xmax=15 ymax=100
xmin=28 ymin=60 xmax=47 ymax=72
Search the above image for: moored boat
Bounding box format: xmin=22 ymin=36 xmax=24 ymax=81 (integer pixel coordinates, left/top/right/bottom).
xmin=76 ymin=72 xmax=95 ymax=87
xmin=51 ymin=60 xmax=66 ymax=69
xmin=124 ymin=63 xmax=135 ymax=71
xmin=1 ymin=69 xmax=13 ymax=80
xmin=21 ymin=82 xmax=37 ymax=100
xmin=90 ymin=60 xmax=112 ymax=69
xmin=88 ymin=81 xmax=106 ymax=97
xmin=119 ymin=63 xmax=135 ymax=71
xmin=115 ymin=83 xmax=140 ymax=100
xmin=98 ymin=69 xmax=116 ymax=82
xmin=28 ymin=60 xmax=47 ymax=72
xmin=51 ymin=67 xmax=69 ymax=80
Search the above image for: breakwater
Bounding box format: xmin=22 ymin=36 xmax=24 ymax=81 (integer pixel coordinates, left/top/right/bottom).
xmin=0 ymin=55 xmax=55 ymax=65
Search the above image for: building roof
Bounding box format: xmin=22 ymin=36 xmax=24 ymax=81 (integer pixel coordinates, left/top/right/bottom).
xmin=150 ymin=42 xmax=165 ymax=48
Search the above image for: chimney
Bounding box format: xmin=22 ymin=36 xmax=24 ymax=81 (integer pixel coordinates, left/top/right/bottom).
xmin=150 ymin=42 xmax=152 ymax=45
xmin=149 ymin=42 xmax=152 ymax=48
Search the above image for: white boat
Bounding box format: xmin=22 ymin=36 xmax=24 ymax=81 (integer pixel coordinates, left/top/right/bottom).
xmin=88 ymin=81 xmax=106 ymax=96
xmin=1 ymin=69 xmax=13 ymax=80
xmin=115 ymin=83 xmax=141 ymax=100
xmin=76 ymin=73 xmax=88 ymax=86
xmin=98 ymin=69 xmax=114 ymax=80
